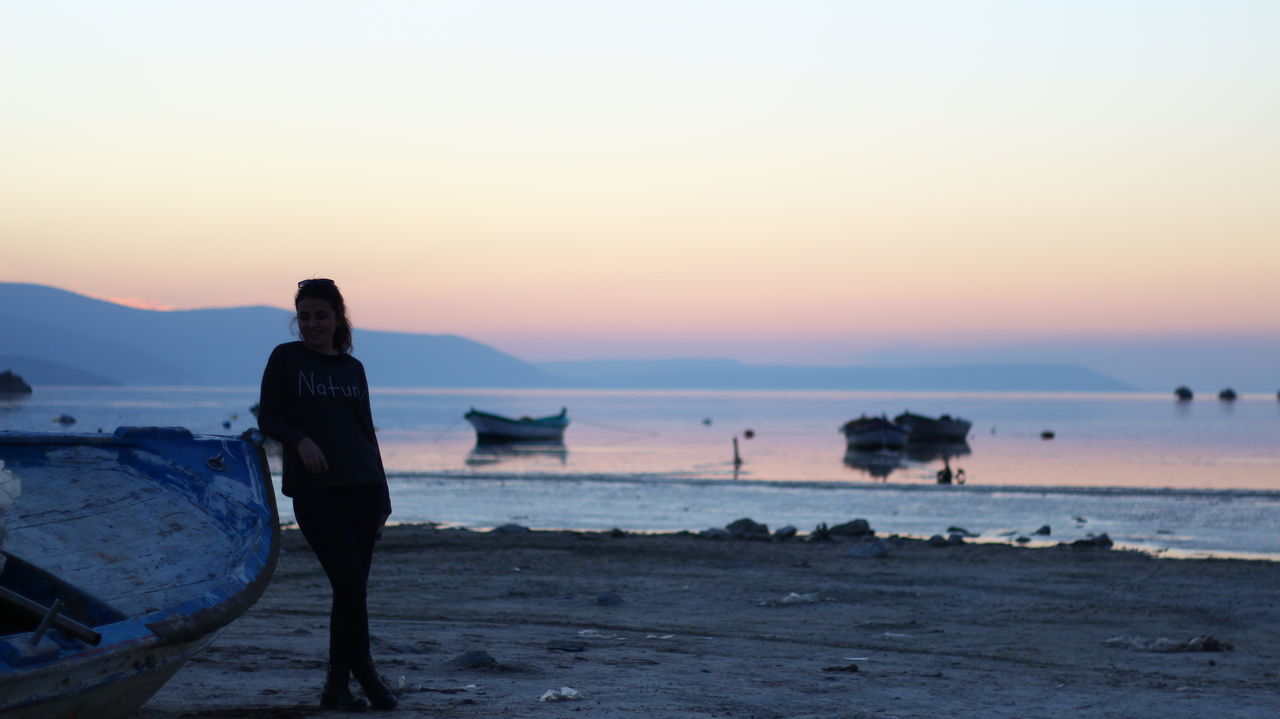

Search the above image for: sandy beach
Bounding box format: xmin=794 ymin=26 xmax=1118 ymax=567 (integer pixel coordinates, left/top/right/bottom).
xmin=138 ymin=524 xmax=1280 ymax=719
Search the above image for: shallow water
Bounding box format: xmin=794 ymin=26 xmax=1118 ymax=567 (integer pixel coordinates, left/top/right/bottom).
xmin=4 ymin=386 xmax=1279 ymax=558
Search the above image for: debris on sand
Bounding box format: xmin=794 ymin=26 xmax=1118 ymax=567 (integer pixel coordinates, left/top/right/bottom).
xmin=1102 ymin=634 xmax=1234 ymax=653
xmin=539 ymin=686 xmax=584 ymax=702
xmin=761 ymin=591 xmax=822 ymax=607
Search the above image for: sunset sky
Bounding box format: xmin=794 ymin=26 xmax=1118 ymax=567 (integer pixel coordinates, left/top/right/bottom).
xmin=3 ymin=1 xmax=1278 ymax=368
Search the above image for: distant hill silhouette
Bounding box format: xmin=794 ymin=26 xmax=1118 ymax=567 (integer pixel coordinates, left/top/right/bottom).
xmin=0 ymin=355 xmax=121 ymax=386
xmin=536 ymin=359 xmax=1137 ymax=392
xmin=0 ymin=283 xmax=555 ymax=387
xmin=3 ymin=282 xmax=1138 ymax=391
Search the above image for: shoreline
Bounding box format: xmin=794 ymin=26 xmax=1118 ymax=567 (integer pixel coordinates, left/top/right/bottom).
xmin=291 ymin=477 xmax=1280 ymax=560
xmin=384 ymin=471 xmax=1280 ymax=497
xmin=286 ymin=520 xmax=1280 ymax=563
xmin=140 ymin=524 xmax=1280 ymax=718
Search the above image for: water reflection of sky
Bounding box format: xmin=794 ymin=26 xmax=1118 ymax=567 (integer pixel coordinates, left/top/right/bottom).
xmin=5 ymin=387 xmax=1280 ymax=492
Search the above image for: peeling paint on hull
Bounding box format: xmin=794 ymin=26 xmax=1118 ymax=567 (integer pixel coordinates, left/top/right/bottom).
xmin=0 ymin=427 xmax=278 ymax=719
xmin=1 ymin=633 xmax=215 ymax=719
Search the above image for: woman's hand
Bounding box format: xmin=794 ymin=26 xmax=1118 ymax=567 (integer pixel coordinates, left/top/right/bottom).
xmin=297 ymin=437 xmax=329 ymax=474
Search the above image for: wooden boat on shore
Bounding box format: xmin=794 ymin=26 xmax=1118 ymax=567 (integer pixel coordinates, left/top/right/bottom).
xmin=464 ymin=407 xmax=569 ymax=443
xmin=892 ymin=411 xmax=972 ymax=442
xmin=0 ymin=426 xmax=278 ymax=719
xmin=839 ymin=415 xmax=910 ymax=450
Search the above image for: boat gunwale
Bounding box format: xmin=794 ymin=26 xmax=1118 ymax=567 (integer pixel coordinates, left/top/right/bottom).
xmin=464 ymin=408 xmax=569 ymax=426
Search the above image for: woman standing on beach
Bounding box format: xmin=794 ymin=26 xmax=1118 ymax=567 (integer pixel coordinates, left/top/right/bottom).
xmin=257 ymin=278 xmax=398 ymax=712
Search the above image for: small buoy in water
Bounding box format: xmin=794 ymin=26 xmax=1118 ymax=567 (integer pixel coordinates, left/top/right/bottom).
xmin=1040 ymin=430 xmax=1055 ymax=440
xmin=743 ymin=429 xmax=755 ymax=439
xmin=54 ymin=414 xmax=76 ymax=426
xmin=221 ymin=420 xmax=231 ymax=429
xmin=702 ymin=418 xmax=712 ymax=426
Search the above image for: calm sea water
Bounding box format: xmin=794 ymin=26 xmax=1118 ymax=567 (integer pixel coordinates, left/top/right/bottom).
xmin=4 ymin=386 xmax=1279 ymax=559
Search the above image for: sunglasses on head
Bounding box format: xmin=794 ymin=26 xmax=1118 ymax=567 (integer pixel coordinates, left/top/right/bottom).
xmin=297 ymin=278 xmax=335 ymax=289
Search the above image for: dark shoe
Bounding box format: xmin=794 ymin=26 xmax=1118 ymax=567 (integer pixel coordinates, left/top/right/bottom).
xmin=321 ymin=666 xmax=368 ymax=712
xmin=352 ymin=661 xmax=398 ymax=711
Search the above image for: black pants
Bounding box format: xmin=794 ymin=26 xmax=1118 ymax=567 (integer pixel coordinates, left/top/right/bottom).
xmin=292 ymin=485 xmax=384 ymax=674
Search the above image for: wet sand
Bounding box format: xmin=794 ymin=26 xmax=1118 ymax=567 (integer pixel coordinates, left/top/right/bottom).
xmin=140 ymin=525 xmax=1280 ymax=718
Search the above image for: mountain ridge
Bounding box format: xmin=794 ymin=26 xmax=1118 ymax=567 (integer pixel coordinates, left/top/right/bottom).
xmin=2 ymin=282 xmax=1136 ymax=391
xmin=535 ymin=358 xmax=1136 ymax=392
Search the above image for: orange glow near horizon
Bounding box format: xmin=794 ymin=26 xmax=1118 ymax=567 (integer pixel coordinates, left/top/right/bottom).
xmin=2 ymin=2 xmax=1278 ymax=364
xmin=99 ymin=296 xmax=177 ymax=312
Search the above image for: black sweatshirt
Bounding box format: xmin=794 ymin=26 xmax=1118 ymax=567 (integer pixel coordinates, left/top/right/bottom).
xmin=257 ymin=341 xmax=390 ymax=514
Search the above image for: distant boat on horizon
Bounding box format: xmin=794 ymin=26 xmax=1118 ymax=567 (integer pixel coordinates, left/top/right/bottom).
xmin=1218 ymin=388 xmax=1237 ymax=401
xmin=464 ymin=407 xmax=570 ymax=443
xmin=1174 ymin=386 xmax=1193 ymax=401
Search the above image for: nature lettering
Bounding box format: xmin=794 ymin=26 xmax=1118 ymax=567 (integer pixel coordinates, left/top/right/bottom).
xmin=296 ymin=371 xmax=363 ymax=399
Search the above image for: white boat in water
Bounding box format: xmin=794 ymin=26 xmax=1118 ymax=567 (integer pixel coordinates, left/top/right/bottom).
xmin=839 ymin=415 xmax=910 ymax=450
xmin=0 ymin=427 xmax=278 ymax=719
xmin=464 ymin=407 xmax=569 ymax=443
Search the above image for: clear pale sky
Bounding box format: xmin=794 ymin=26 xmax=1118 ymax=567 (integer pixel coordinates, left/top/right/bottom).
xmin=3 ymin=1 xmax=1278 ymax=364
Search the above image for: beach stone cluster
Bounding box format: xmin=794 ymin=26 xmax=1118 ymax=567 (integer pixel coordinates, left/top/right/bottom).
xmin=1068 ymin=533 xmax=1113 ymax=549
xmin=699 ymin=517 xmax=878 ymax=544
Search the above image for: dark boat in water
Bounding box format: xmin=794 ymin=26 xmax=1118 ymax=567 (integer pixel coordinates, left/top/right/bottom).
xmin=1174 ymin=386 xmax=1194 ymax=401
xmin=0 ymin=427 xmax=278 ymax=719
xmin=1218 ymin=388 xmax=1237 ymax=401
xmin=840 ymin=416 xmax=910 ymax=450
xmin=892 ymin=412 xmax=972 ymax=442
xmin=465 ymin=407 xmax=570 ymax=443
xmin=841 ymin=412 xmax=974 ymax=482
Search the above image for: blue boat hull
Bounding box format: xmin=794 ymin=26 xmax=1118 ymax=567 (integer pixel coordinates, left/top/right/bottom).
xmin=0 ymin=427 xmax=278 ymax=719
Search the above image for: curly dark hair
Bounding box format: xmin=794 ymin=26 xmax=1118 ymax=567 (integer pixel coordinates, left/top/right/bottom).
xmin=294 ymin=279 xmax=353 ymax=354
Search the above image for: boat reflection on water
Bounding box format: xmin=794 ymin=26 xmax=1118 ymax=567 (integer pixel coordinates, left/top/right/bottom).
xmin=904 ymin=441 xmax=972 ymax=464
xmin=842 ymin=440 xmax=972 ymax=482
xmin=842 ymin=448 xmax=906 ymax=480
xmin=466 ymin=441 xmax=568 ymax=467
